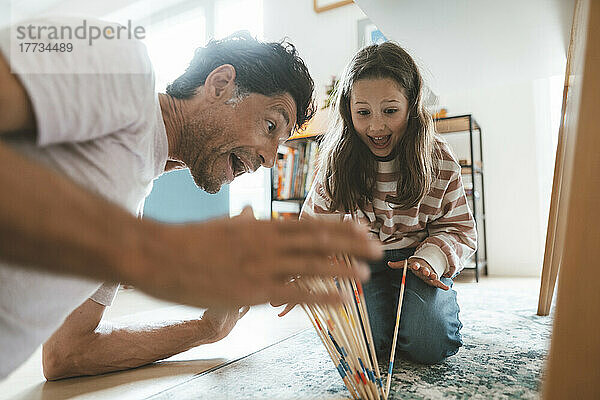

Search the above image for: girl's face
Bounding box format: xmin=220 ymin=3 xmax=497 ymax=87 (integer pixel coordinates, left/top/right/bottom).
xmin=350 ymin=78 xmax=410 ymax=158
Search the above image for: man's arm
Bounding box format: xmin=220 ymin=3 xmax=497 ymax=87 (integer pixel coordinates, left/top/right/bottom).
xmin=0 ymin=140 xmax=378 ymax=307
xmin=0 ymin=136 xmax=379 ymax=307
xmin=42 ymin=298 xmax=248 ymax=380
xmin=0 ymin=53 xmax=143 ymax=284
xmin=0 ymin=140 xmax=146 ymax=281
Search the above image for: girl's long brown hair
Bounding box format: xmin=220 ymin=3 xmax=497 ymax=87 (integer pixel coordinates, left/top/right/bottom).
xmin=316 ymin=42 xmax=441 ymax=213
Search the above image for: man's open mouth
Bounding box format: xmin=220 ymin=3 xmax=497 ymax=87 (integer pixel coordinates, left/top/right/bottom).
xmin=230 ymin=153 xmax=249 ymax=177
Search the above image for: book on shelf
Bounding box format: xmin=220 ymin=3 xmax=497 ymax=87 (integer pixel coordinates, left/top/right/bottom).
xmin=271 ymin=211 xmax=301 ymax=221
xmin=272 ymin=140 xmax=320 ymax=202
xmin=284 ymin=147 xmax=295 ymax=199
xmin=305 ymin=141 xmax=319 ymax=194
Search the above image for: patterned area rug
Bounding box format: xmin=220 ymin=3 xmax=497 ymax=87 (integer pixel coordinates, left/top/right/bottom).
xmin=153 ymin=278 xmax=554 ymax=400
xmin=384 ymin=279 xmax=554 ymax=399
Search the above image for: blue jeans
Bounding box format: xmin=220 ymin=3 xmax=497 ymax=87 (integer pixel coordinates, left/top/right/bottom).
xmin=363 ymin=248 xmax=463 ymax=365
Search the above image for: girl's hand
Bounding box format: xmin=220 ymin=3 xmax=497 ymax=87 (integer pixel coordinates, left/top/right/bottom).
xmin=388 ymin=259 xmax=449 ymax=291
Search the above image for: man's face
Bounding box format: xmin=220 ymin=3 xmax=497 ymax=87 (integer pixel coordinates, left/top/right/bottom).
xmin=180 ymin=92 xmax=297 ymax=193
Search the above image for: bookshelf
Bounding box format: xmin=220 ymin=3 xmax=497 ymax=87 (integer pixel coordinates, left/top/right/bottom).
xmin=434 ymin=114 xmax=488 ymax=281
xmin=270 ymin=134 xmax=320 ymax=220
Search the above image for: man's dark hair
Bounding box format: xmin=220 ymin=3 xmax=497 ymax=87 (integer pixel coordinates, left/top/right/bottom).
xmin=166 ymin=31 xmax=316 ymax=130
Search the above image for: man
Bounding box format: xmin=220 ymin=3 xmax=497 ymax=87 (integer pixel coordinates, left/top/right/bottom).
xmin=0 ymin=18 xmax=381 ymax=379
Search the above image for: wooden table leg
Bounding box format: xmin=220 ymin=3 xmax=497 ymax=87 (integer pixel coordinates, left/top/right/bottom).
xmin=537 ymin=0 xmax=578 ymax=317
xmin=543 ymin=0 xmax=600 ymax=397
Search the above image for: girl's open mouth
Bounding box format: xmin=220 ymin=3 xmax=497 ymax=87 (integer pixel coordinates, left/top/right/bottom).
xmin=369 ymin=135 xmax=391 ymax=149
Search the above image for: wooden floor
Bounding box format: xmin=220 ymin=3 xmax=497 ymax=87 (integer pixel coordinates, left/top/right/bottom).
xmin=0 ymin=276 xmax=544 ymax=400
xmin=0 ymin=288 xmax=311 ymax=400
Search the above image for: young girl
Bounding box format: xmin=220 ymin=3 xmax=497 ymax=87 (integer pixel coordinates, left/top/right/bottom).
xmin=300 ymin=42 xmax=477 ymax=365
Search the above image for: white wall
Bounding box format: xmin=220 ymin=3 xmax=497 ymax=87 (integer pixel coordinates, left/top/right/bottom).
xmin=263 ymin=0 xmax=366 ymax=110
xmin=354 ymin=0 xmax=573 ymax=276
xmin=437 ymin=81 xmax=556 ymax=276
xmin=354 ymin=0 xmax=572 ymax=96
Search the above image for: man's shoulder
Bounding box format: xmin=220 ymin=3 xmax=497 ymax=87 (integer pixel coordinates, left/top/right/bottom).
xmin=2 ymin=16 xmax=154 ymax=79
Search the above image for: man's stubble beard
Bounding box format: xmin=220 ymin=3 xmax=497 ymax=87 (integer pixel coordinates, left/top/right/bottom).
xmin=180 ymin=113 xmax=231 ymax=194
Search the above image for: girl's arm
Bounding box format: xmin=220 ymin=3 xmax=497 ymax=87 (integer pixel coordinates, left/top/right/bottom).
xmin=410 ymin=158 xmax=477 ymax=279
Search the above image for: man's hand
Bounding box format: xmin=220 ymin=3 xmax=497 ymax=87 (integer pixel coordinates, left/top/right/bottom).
xmin=271 ymin=301 xmax=296 ymax=317
xmin=388 ymin=258 xmax=449 ymax=291
xmin=200 ymin=306 xmax=250 ymax=343
xmin=131 ymin=210 xmax=381 ymax=308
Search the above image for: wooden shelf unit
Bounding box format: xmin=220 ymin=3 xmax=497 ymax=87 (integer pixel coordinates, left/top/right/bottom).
xmin=435 ymin=114 xmax=488 ymax=281
xmin=435 ymin=114 xmax=481 ymax=134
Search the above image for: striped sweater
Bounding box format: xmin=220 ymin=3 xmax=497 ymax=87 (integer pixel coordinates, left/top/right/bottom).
xmin=300 ymin=138 xmax=477 ymax=278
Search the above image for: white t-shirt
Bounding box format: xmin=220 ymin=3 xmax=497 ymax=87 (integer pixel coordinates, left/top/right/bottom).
xmin=0 ymin=17 xmax=168 ymax=379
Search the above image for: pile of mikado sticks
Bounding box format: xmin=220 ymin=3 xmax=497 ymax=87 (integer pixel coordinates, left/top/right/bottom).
xmin=298 ymin=255 xmax=408 ymax=400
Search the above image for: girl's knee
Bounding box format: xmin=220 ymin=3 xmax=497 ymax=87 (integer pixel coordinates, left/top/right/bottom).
xmin=405 ymin=338 xmax=461 ymax=365
xmin=398 ymin=297 xmax=463 ymax=364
